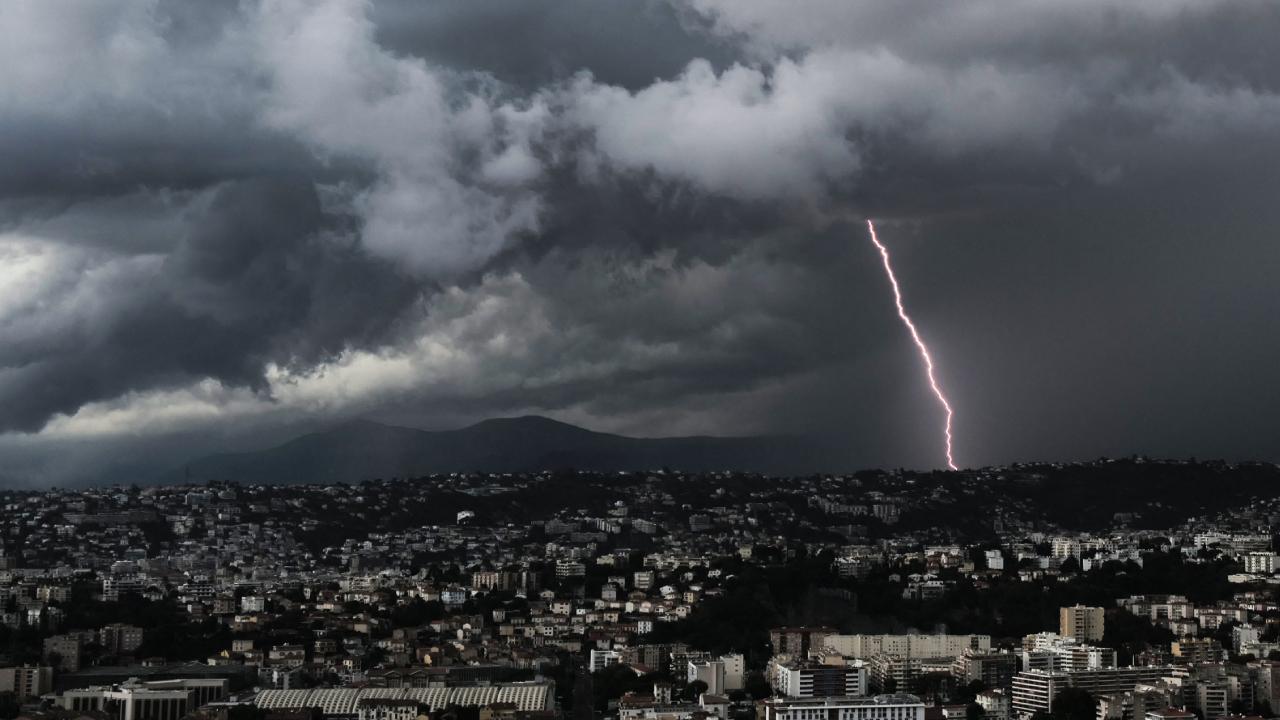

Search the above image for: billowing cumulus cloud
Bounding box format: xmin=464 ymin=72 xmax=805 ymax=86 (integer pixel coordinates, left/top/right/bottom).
xmin=254 ymin=0 xmax=550 ymax=276
xmin=2 ymin=0 xmax=1280 ymax=485
xmin=561 ymin=50 xmax=1079 ymax=200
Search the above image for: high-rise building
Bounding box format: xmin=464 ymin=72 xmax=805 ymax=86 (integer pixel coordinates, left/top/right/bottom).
xmin=720 ymin=654 xmax=745 ymax=692
xmin=0 ymin=666 xmax=53 ymax=700
xmin=1060 ymin=605 xmax=1106 ymax=642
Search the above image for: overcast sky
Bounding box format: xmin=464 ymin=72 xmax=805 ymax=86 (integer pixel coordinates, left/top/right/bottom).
xmin=2 ymin=0 xmax=1279 ymax=485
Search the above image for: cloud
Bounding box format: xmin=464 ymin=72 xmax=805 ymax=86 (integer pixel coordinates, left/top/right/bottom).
xmin=253 ymin=0 xmax=550 ymax=278
xmin=560 ymin=49 xmax=1083 ymax=200
xmin=2 ymin=0 xmax=1280 ymax=483
xmin=36 ymin=234 xmax=868 ymax=443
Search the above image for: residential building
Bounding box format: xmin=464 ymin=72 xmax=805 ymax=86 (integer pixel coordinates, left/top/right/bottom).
xmin=773 ymin=661 xmax=868 ymax=698
xmin=1171 ymin=638 xmax=1224 ymax=665
xmin=0 ymin=665 xmax=53 ymax=700
xmin=1243 ymin=553 xmax=1279 ymax=575
xmin=976 ymin=691 xmax=1010 ymax=720
xmin=589 ymin=650 xmax=621 ymax=673
xmin=1060 ymin=606 xmax=1105 ymax=643
xmin=953 ymin=651 xmax=1019 ymax=690
xmin=688 ymin=658 xmax=725 ymax=695
xmin=1096 ymin=686 xmax=1178 ymax=720
xmin=44 ymin=633 xmax=84 ymax=672
xmin=758 ymin=694 xmax=926 ymax=720
xmin=100 ymin=624 xmax=145 ymax=655
xmin=773 ymin=627 xmax=838 ymax=658
xmin=356 ymin=698 xmax=424 ymax=720
xmin=1012 ymin=667 xmax=1173 ymax=718
xmin=824 ymin=634 xmax=990 ymax=661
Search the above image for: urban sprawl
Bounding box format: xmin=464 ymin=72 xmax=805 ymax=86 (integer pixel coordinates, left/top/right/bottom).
xmin=2 ymin=460 xmax=1280 ymax=720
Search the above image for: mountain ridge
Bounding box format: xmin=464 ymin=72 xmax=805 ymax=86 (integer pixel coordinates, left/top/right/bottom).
xmin=165 ymin=415 xmax=844 ymax=485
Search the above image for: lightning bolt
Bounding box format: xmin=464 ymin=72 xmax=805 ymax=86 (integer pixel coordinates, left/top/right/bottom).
xmin=866 ymin=219 xmax=958 ymax=471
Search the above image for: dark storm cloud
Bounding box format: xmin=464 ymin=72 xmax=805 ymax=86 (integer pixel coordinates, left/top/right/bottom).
xmin=0 ymin=177 xmax=421 ymax=434
xmin=166 ymin=179 xmax=421 ymax=365
xmin=2 ymin=0 xmax=1280 ymax=484
xmin=368 ymin=0 xmax=738 ymax=91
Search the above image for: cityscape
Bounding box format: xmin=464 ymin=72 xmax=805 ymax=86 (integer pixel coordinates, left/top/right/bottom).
xmin=5 ymin=460 xmax=1280 ymax=720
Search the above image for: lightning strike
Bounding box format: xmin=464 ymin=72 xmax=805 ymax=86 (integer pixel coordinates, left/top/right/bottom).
xmin=866 ymin=219 xmax=958 ymax=471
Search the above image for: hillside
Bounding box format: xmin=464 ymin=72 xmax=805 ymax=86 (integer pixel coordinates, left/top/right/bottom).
xmin=168 ymin=415 xmax=843 ymax=484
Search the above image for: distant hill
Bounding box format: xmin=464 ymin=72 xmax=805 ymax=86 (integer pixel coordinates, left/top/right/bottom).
xmin=166 ymin=415 xmax=845 ymax=484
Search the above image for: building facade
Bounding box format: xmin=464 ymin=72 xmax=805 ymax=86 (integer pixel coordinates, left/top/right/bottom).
xmin=1060 ymin=606 xmax=1105 ymax=643
xmin=759 ymin=694 xmax=926 ymax=720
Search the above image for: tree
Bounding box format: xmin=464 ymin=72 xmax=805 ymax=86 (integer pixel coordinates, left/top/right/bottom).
xmin=744 ymin=671 xmax=772 ymax=700
xmin=685 ymin=680 xmax=709 ymax=702
xmin=0 ymin=692 xmax=19 ymax=720
xmin=955 ymin=680 xmax=988 ymax=705
xmin=227 ymin=705 xmax=268 ymax=720
xmin=591 ymin=666 xmax=657 ymax=712
xmin=1050 ymin=688 xmax=1096 ymax=720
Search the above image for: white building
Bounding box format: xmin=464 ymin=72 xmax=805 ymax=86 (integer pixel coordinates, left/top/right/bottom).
xmin=721 ymin=653 xmax=745 ymax=692
xmin=758 ymin=694 xmax=925 ymax=720
xmin=1021 ymin=633 xmax=1115 ymax=673
xmin=1117 ymin=595 xmax=1193 ymax=623
xmin=1051 ymin=538 xmax=1081 ymax=559
xmin=590 ymin=649 xmax=622 ymax=672
xmin=59 ymin=678 xmax=228 ymax=720
xmin=357 ymin=698 xmax=423 ymax=720
xmin=555 ymin=560 xmax=586 ymax=578
xmin=1243 ymin=553 xmax=1279 ymax=574
xmin=976 ymin=690 xmax=1010 ymax=720
xmin=1011 ymin=668 xmax=1172 ymax=719
xmin=689 ymin=659 xmax=726 ymax=695
xmin=773 ymin=662 xmax=868 ymax=698
xmin=685 ymin=653 xmax=745 ymax=694
xmin=1232 ymin=625 xmax=1261 ymax=654
xmin=824 ymin=634 xmax=990 ymax=660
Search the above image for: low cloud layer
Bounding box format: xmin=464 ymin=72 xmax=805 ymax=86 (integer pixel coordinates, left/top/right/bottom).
xmin=2 ymin=0 xmax=1279 ymax=484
